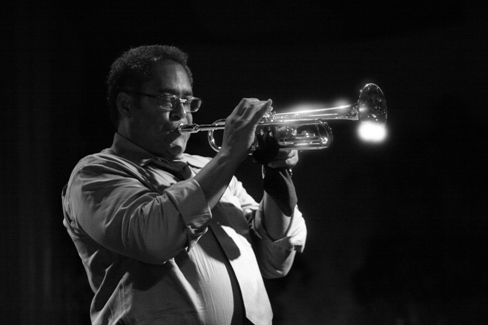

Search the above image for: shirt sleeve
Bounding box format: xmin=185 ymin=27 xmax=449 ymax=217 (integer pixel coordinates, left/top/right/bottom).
xmin=226 ymin=176 xmax=307 ymax=279
xmin=63 ymin=154 xmax=212 ymax=265
xmin=251 ymin=206 xmax=307 ymax=278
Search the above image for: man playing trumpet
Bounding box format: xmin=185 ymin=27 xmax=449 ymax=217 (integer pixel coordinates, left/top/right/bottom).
xmin=62 ymin=44 xmax=307 ymax=325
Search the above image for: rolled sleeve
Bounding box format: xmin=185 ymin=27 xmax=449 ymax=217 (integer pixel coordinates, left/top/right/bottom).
xmin=164 ymin=179 xmax=212 ymax=249
xmin=251 ymin=206 xmax=307 ymax=278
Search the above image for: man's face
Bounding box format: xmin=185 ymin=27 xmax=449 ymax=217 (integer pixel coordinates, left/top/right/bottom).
xmin=127 ymin=61 xmax=194 ymax=159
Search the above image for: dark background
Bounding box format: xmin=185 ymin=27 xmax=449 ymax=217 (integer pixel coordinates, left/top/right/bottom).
xmin=2 ymin=1 xmax=487 ymax=324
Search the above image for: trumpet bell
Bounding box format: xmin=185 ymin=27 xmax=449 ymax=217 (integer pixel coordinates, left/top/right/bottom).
xmin=357 ymin=83 xmax=387 ymax=141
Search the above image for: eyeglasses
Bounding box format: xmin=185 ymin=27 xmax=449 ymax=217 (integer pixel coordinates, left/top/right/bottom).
xmin=126 ymin=90 xmax=202 ymax=113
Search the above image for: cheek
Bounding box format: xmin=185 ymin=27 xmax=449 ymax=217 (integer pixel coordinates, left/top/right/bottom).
xmin=150 ymin=112 xmax=173 ymax=129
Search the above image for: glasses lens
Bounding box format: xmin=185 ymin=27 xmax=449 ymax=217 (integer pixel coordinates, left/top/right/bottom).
xmin=159 ymin=95 xmax=174 ymax=110
xmin=158 ymin=94 xmax=201 ymax=112
xmin=188 ymin=98 xmax=202 ymax=112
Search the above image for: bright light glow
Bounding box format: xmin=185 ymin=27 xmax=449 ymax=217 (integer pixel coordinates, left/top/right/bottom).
xmin=358 ymin=122 xmax=387 ymax=142
xmin=332 ymin=98 xmax=349 ymax=107
xmin=285 ymin=103 xmax=326 ymax=113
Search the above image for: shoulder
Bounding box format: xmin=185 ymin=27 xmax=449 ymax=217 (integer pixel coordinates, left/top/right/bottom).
xmin=71 ymin=149 xmax=138 ymax=176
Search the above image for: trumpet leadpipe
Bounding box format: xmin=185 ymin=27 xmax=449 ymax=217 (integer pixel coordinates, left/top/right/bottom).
xmin=178 ymin=118 xmax=330 ymax=134
xmin=178 ymin=123 xmax=225 ymax=134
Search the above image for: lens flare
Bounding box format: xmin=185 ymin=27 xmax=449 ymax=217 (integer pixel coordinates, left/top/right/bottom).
xmin=358 ymin=122 xmax=387 ymax=142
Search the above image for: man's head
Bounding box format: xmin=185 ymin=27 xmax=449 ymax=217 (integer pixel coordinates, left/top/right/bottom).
xmin=107 ymin=45 xmax=193 ymax=127
xmin=107 ymin=45 xmax=196 ymax=159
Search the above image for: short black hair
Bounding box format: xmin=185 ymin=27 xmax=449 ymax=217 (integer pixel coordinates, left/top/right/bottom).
xmin=106 ymin=45 xmax=193 ymax=127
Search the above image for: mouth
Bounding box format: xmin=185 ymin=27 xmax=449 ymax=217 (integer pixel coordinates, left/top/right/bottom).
xmin=169 ymin=123 xmax=182 ymax=133
xmin=167 ymin=124 xmax=187 ymax=142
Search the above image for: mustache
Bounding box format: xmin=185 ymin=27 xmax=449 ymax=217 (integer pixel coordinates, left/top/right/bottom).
xmin=168 ymin=122 xmax=194 ymax=138
xmin=169 ymin=115 xmax=192 ymax=133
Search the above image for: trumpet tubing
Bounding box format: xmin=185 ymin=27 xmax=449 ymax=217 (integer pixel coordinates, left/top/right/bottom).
xmin=178 ymin=83 xmax=387 ymax=152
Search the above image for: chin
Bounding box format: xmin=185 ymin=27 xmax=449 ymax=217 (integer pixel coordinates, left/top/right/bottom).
xmin=167 ymin=140 xmax=187 ymax=158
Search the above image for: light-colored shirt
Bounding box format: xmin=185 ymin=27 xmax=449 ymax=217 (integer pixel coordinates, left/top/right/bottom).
xmin=62 ymin=133 xmax=307 ymax=325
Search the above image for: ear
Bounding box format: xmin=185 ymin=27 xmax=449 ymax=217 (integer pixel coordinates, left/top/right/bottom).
xmin=116 ymin=92 xmax=134 ymax=119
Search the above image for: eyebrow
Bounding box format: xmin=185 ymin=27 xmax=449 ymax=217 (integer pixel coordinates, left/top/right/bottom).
xmin=159 ymin=87 xmax=193 ymax=97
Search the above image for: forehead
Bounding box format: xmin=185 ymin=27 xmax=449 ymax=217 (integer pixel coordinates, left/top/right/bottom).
xmin=143 ymin=60 xmax=192 ymax=94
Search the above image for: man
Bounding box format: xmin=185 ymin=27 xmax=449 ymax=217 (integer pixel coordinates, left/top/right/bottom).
xmin=62 ymin=45 xmax=307 ymax=325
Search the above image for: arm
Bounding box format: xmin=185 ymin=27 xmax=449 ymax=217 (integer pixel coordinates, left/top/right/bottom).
xmin=252 ymin=205 xmax=307 ymax=278
xmin=64 ymin=155 xmax=211 ymax=265
xmin=262 ymin=190 xmax=292 ymax=239
xmin=194 ymin=98 xmax=272 ymax=208
xmin=250 ymin=150 xmax=308 ymax=278
xmin=261 ymin=149 xmax=299 ymax=240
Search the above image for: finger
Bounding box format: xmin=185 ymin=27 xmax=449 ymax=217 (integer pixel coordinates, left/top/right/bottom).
xmin=267 ymin=150 xmax=299 ymax=168
xmin=267 ymin=158 xmax=294 ymax=169
xmin=238 ymin=99 xmax=263 ymax=119
xmin=273 ymin=149 xmax=296 ymax=160
xmin=233 ymin=98 xmax=250 ymax=116
xmin=241 ymin=99 xmax=272 ymax=122
xmin=257 ymin=99 xmax=273 ymax=118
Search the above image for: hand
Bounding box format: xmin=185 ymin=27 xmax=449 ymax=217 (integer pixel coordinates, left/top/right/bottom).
xmin=219 ymin=98 xmax=272 ymax=162
xmin=266 ymin=149 xmax=299 ymax=169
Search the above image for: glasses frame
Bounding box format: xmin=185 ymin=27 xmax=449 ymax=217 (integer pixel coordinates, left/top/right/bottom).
xmin=125 ymin=90 xmax=202 ymax=113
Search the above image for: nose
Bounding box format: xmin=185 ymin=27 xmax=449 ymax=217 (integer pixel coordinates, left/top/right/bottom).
xmin=169 ymin=100 xmax=187 ymax=121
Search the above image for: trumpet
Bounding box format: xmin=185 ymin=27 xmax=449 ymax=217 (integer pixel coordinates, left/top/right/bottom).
xmin=178 ymin=83 xmax=387 ymax=152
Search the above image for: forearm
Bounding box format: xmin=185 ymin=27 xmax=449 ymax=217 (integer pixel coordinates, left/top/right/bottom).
xmin=194 ymin=151 xmax=241 ymax=209
xmin=261 ymin=191 xmax=293 ymax=240
xmin=194 ymin=99 xmax=272 ymax=208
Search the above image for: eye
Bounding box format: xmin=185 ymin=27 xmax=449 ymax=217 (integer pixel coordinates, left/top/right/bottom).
xmin=158 ymin=94 xmax=175 ymax=108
